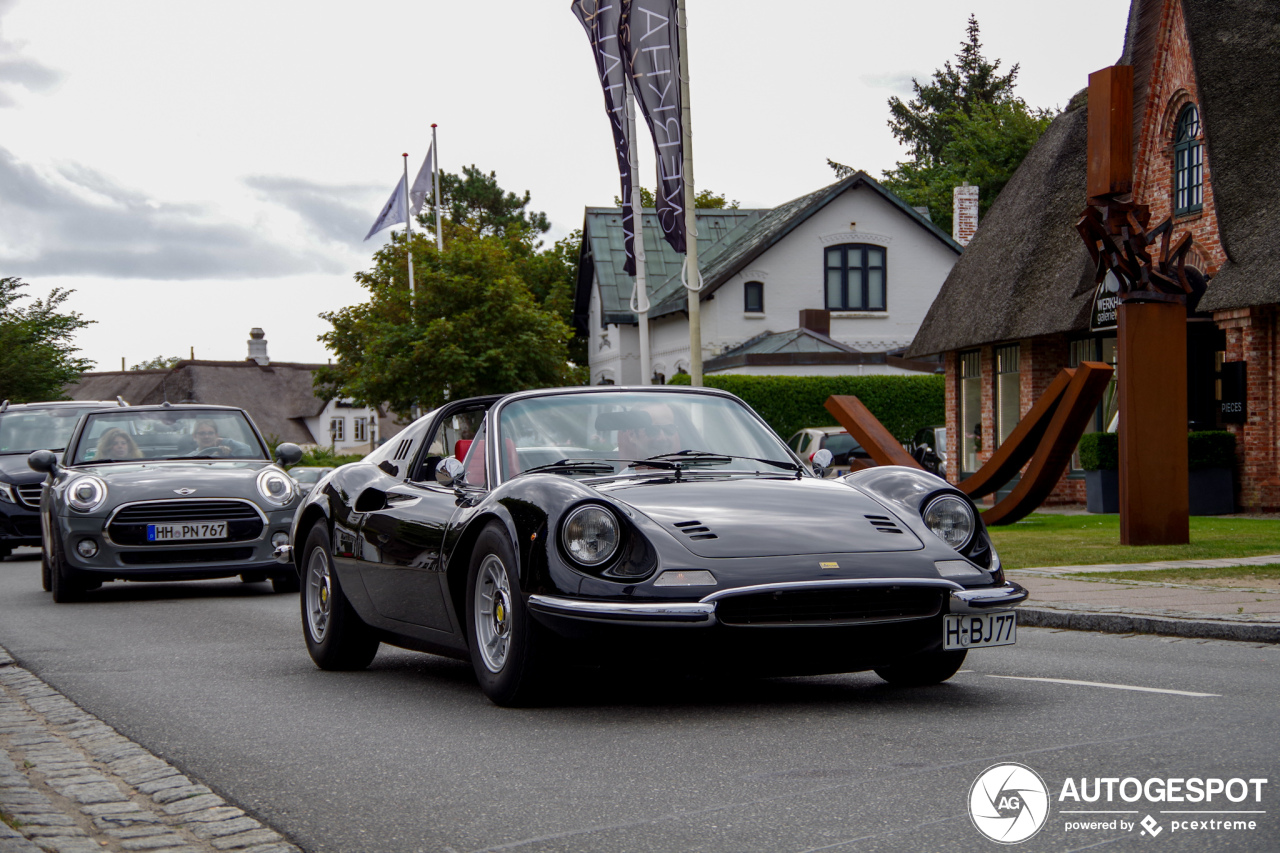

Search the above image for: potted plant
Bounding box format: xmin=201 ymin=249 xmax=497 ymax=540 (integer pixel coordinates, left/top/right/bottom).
xmin=1188 ymin=430 xmax=1236 ymax=515
xmin=1078 ymin=432 xmax=1118 ymax=513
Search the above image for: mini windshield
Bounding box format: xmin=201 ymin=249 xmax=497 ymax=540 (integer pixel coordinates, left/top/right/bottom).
xmin=496 ymin=391 xmax=798 ymax=480
xmin=72 ymin=410 xmax=266 ymax=464
xmin=0 ymin=407 xmax=107 ymax=455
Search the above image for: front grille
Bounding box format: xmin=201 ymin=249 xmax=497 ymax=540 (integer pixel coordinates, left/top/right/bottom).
xmin=15 ymin=484 xmax=42 ymax=508
xmin=119 ymin=547 xmax=256 ymax=566
xmin=716 ymin=585 xmax=944 ymax=627
xmin=109 ymin=500 xmax=264 ymax=546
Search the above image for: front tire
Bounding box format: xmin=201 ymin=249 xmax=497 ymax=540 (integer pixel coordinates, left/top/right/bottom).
xmin=874 ymin=648 xmax=967 ymax=686
xmin=465 ymin=523 xmax=549 ymax=707
xmin=48 ymin=533 xmax=88 ymax=603
xmin=301 ymin=525 xmax=379 ymax=670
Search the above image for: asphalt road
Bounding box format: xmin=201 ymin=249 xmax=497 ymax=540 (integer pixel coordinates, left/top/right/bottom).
xmin=1 ymin=548 xmax=1276 ymax=853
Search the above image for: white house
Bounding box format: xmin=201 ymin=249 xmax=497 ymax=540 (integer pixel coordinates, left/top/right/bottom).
xmin=574 ymin=172 xmax=962 ymax=384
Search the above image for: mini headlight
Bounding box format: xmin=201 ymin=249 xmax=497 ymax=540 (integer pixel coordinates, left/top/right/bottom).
xmin=256 ymin=469 xmax=295 ymax=507
xmin=922 ymin=494 xmax=975 ymax=551
xmin=66 ymin=476 xmax=107 ymax=512
xmin=561 ymin=505 xmax=620 ymax=567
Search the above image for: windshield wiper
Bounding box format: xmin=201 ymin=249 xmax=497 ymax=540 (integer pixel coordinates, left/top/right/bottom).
xmin=515 ymin=458 xmax=621 ymax=477
xmin=646 ymin=449 xmax=802 ymax=473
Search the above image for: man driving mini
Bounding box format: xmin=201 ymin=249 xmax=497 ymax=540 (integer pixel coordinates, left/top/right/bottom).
xmin=187 ymin=420 xmax=252 ymax=458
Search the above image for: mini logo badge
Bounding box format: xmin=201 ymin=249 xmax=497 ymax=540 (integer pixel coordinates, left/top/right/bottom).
xmin=969 ymin=763 xmax=1050 ymax=844
xmin=173 ymin=488 xmax=197 ymax=496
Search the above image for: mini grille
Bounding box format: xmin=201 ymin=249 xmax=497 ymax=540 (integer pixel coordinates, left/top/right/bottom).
xmin=674 ymin=520 xmax=717 ymax=541
xmin=15 ymin=484 xmax=42 ymax=508
xmin=716 ymin=586 xmax=943 ymax=627
xmin=112 ymin=500 xmax=261 ymax=524
xmin=865 ymin=514 xmax=904 ymax=534
xmin=120 ymin=547 xmax=256 ymax=566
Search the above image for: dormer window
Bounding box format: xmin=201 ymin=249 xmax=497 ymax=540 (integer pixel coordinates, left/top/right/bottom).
xmin=825 ymin=244 xmax=886 ymax=311
xmin=1173 ymin=104 xmax=1203 ymax=216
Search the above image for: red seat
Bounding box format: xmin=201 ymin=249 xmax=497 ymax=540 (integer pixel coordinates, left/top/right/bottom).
xmin=454 ymin=439 xmax=472 ymax=461
xmin=458 ymin=437 xmax=519 ymax=486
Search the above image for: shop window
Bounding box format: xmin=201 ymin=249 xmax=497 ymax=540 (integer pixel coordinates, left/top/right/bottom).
xmin=959 ymin=350 xmax=982 ymax=475
xmin=995 ymin=344 xmax=1021 ymax=446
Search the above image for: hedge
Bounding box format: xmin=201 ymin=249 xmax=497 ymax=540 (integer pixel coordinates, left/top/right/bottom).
xmin=666 ymin=373 xmax=944 ymax=441
xmin=1076 ymin=429 xmax=1235 ymax=471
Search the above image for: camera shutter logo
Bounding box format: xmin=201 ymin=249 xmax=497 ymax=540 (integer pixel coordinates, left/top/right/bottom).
xmin=968 ymin=763 xmax=1050 ymax=844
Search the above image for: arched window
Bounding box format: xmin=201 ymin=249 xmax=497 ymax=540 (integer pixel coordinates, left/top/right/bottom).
xmin=825 ymin=244 xmax=886 ymax=311
xmin=744 ymin=280 xmax=764 ymax=313
xmin=1173 ymin=105 xmax=1203 ymax=215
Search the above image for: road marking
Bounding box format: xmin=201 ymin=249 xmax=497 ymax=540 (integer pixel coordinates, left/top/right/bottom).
xmin=985 ymin=674 xmax=1220 ymax=697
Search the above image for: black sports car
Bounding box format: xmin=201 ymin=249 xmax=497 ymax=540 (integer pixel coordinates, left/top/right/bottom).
xmin=29 ymin=403 xmax=303 ymax=601
xmin=282 ymin=386 xmax=1026 ymax=706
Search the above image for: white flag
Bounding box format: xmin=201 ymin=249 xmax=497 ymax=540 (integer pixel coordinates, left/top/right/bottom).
xmin=365 ymin=177 xmax=408 ymax=241
xmin=408 ymin=145 xmax=434 ymax=215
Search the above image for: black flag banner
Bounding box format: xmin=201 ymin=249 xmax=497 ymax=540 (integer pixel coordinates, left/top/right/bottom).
xmin=621 ymin=0 xmax=685 ymax=254
xmin=572 ymin=0 xmax=637 ymax=275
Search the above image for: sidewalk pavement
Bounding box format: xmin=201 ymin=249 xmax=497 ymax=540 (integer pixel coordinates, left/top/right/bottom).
xmin=1008 ymin=553 xmax=1280 ymax=644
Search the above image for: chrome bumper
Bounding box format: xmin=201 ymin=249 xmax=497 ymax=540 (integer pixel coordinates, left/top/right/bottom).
xmin=528 ymin=579 xmax=1027 ymax=626
xmin=273 ymin=544 xmax=293 ymax=565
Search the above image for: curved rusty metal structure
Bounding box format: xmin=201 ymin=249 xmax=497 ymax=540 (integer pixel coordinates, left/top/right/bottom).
xmin=824 ymin=361 xmax=1114 ymax=525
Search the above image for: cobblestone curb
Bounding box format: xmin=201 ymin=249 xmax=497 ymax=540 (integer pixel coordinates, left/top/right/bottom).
xmin=0 ymin=645 xmax=301 ymax=853
xmin=1019 ymin=605 xmax=1280 ymax=643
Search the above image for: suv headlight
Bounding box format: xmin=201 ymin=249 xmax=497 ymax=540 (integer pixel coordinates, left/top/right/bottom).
xmin=921 ymin=494 xmax=975 ymax=551
xmin=0 ymin=482 xmax=13 ymax=504
xmin=256 ymin=468 xmax=295 ymax=507
xmin=66 ymin=476 xmax=107 ymax=513
xmin=561 ymin=505 xmax=620 ymax=568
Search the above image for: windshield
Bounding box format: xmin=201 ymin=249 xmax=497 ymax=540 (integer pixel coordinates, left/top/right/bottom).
xmin=71 ymin=410 xmax=266 ymax=464
xmin=496 ymin=391 xmax=797 ymax=480
xmin=0 ymin=407 xmax=106 ymax=455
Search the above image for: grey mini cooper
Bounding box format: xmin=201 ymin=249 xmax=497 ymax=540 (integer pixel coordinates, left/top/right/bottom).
xmin=28 ymin=404 xmax=303 ymax=602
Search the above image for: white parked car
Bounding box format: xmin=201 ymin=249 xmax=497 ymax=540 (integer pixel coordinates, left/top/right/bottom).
xmin=785 ymin=426 xmax=871 ymax=477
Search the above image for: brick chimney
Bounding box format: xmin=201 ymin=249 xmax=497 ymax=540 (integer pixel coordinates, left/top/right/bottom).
xmin=798 ymin=309 xmax=830 ymax=337
xmin=247 ymin=328 xmax=269 ymax=366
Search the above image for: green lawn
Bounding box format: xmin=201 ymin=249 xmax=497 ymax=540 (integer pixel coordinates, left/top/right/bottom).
xmin=1064 ymin=564 xmax=1280 ymax=586
xmin=987 ymin=513 xmax=1280 ymax=569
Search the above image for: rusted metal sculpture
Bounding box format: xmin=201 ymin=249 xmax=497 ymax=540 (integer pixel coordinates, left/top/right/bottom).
xmin=824 ymin=361 xmax=1113 ymax=526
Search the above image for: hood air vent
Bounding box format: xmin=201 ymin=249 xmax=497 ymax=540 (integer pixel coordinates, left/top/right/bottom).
xmin=674 ymin=520 xmax=717 ymax=541
xmin=865 ymin=514 xmax=903 ymax=534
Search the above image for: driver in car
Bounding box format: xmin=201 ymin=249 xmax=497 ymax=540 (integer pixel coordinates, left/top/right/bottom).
xmin=617 ymin=403 xmax=683 ymax=461
xmin=187 ymin=420 xmax=252 ymax=458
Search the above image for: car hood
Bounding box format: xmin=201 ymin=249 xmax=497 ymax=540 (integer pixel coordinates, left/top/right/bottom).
xmin=599 ymin=475 xmax=924 ymax=558
xmin=0 ymin=453 xmax=47 ymax=485
xmin=68 ymin=460 xmax=278 ymax=501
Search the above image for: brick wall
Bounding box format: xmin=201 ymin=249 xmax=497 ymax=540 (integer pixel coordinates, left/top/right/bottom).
xmin=1217 ymin=307 xmax=1280 ymax=510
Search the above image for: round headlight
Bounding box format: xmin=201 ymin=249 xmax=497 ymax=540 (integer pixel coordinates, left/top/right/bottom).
xmin=256 ymin=469 xmax=295 ymax=507
xmin=66 ymin=476 xmax=107 ymax=512
xmin=922 ymin=494 xmax=975 ymax=551
xmin=561 ymin=505 xmax=620 ymax=567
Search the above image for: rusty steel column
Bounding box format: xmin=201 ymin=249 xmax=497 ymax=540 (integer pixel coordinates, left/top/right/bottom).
xmin=1118 ymin=301 xmax=1189 ymax=545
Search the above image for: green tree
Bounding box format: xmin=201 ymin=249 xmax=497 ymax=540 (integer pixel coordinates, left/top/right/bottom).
xmin=613 ymin=187 xmax=739 ymax=209
xmin=829 ymin=15 xmax=1052 ymax=233
xmin=424 ymin=164 xmax=551 ymax=242
xmin=0 ymin=277 xmax=94 ymax=403
xmin=130 ymin=355 xmax=181 ymax=371
xmin=314 ymin=231 xmax=584 ymax=417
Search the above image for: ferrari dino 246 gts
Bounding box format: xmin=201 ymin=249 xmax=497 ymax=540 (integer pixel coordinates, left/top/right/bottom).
xmin=281 ymin=386 xmax=1026 ymax=705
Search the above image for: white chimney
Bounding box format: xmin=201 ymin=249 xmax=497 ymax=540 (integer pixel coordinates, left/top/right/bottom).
xmin=247 ymin=328 xmax=269 ymax=365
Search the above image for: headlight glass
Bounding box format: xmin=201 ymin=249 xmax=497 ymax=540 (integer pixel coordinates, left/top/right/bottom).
xmin=0 ymin=482 xmax=13 ymax=504
xmin=256 ymin=469 xmax=295 ymax=507
xmin=561 ymin=505 xmax=620 ymax=567
xmin=66 ymin=476 xmax=107 ymax=512
xmin=922 ymin=494 xmax=975 ymax=551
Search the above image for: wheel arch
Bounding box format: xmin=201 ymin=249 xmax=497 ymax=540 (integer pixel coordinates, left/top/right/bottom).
xmin=444 ymin=507 xmax=519 ymax=632
xmin=293 ymin=500 xmax=331 ymax=575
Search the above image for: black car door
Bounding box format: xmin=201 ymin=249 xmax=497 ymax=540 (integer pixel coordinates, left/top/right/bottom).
xmin=355 ymin=402 xmax=491 ymax=632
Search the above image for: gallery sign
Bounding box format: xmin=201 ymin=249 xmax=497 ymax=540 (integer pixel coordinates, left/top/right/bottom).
xmin=1091 ymin=270 xmax=1122 ymax=331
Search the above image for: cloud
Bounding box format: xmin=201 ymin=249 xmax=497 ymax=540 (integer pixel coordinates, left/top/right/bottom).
xmin=244 ymin=175 xmax=381 ymax=246
xmin=859 ymin=71 xmax=920 ymax=97
xmin=0 ymin=146 xmax=342 ymax=279
xmin=0 ymin=0 xmax=64 ymax=107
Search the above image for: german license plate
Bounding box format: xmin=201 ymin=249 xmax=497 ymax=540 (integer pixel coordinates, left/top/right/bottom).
xmin=944 ymin=611 xmax=1017 ymax=649
xmin=147 ymin=522 xmax=227 ymax=542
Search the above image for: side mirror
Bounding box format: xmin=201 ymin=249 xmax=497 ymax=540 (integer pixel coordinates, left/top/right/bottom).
xmin=811 ymin=448 xmax=834 ymax=478
xmin=28 ymin=450 xmax=58 ymax=475
xmin=435 ymin=457 xmax=465 ymax=488
xmin=275 ymin=443 xmax=303 ymax=467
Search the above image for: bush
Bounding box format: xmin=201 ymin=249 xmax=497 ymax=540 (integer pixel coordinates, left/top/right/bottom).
xmin=665 ymin=373 xmax=944 ymax=441
xmin=1077 ymin=431 xmax=1117 ymax=470
xmin=297 ymin=446 xmax=365 ymax=468
xmin=1077 ymin=430 xmax=1235 ymax=471
xmin=1188 ymin=430 xmax=1236 ymax=470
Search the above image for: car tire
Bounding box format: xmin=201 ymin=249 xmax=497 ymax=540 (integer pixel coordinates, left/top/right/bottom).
xmin=48 ymin=532 xmax=88 ymax=604
xmin=874 ymin=648 xmax=967 ymax=686
xmin=300 ymin=525 xmax=379 ymax=670
xmin=465 ymin=523 xmax=549 ymax=707
xmin=271 ymin=573 xmax=300 ymax=594
xmin=40 ymin=538 xmax=52 ymax=592
xmin=0 ymin=546 xmax=10 ymax=561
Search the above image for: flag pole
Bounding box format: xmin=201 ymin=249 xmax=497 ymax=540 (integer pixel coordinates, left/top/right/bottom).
xmin=624 ymin=78 xmax=652 ymax=386
xmin=677 ymin=0 xmax=702 ymax=385
xmin=432 ymin=124 xmax=443 ymax=251
xmin=402 ymin=153 xmax=415 ymax=301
